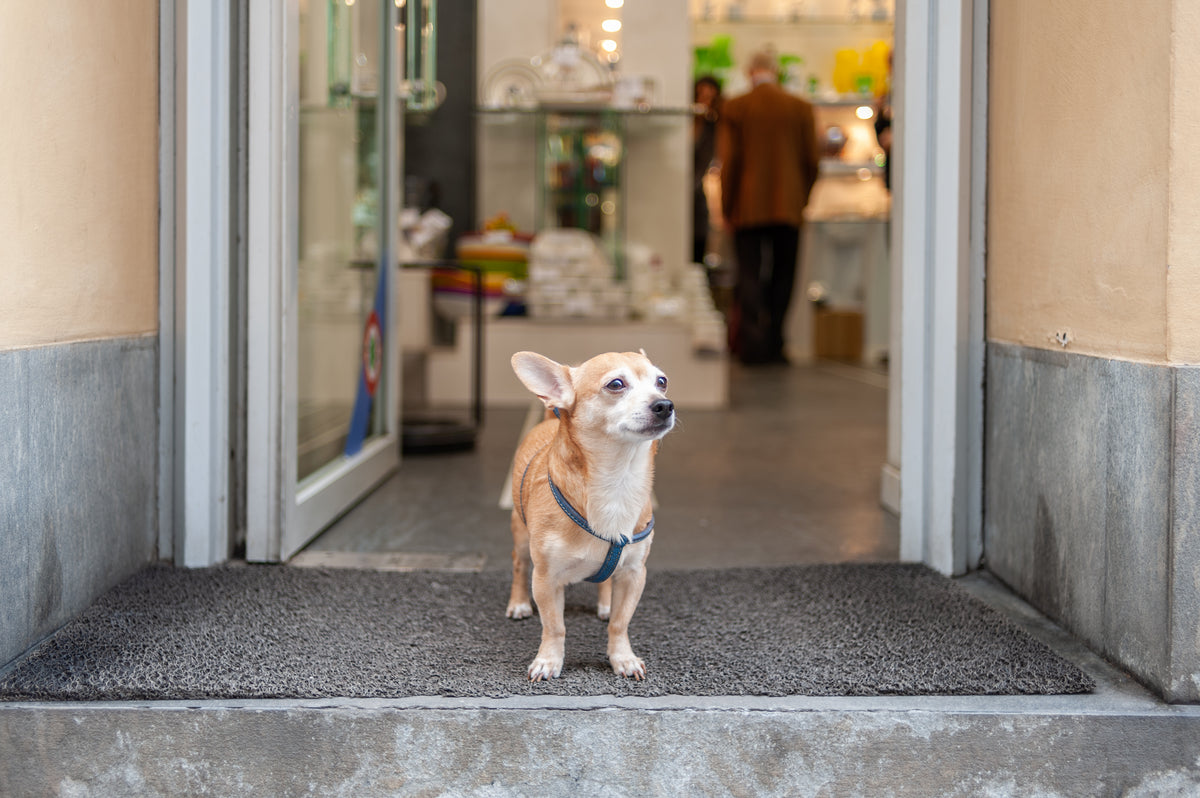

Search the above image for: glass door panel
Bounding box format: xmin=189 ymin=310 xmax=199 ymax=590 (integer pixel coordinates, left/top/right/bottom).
xmin=297 ymin=0 xmax=387 ymax=483
xmin=247 ymin=0 xmax=400 ymax=562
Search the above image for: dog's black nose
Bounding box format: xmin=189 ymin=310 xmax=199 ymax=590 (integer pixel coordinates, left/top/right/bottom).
xmin=651 ymin=399 xmax=675 ymax=420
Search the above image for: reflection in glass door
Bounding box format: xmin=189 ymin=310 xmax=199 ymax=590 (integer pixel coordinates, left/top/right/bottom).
xmin=247 ymin=0 xmax=400 ymax=562
xmin=296 ymin=0 xmax=389 ymax=482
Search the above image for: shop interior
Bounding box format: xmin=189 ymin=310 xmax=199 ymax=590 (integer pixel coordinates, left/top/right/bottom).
xmin=292 ymin=0 xmax=898 ymax=567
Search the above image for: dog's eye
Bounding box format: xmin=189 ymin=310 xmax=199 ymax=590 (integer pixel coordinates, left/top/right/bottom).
xmin=656 ymin=376 xmax=668 ymax=391
xmin=605 ymin=378 xmax=626 ymax=392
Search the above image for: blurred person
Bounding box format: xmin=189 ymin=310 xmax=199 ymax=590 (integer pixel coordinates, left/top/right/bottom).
xmin=693 ymin=75 xmax=722 ymax=265
xmin=718 ymin=52 xmax=821 ymax=365
xmin=874 ymin=49 xmax=894 ymax=191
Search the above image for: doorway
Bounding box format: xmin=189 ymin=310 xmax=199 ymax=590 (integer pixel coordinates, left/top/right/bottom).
xmin=175 ymin=0 xmax=984 ymax=576
xmin=297 ymin=0 xmax=904 ymax=571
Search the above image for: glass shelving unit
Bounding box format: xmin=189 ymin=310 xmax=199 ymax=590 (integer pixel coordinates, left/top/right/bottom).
xmin=475 ymin=106 xmax=692 ymax=280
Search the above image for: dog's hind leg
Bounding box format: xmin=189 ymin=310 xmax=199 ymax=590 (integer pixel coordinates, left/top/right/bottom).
xmin=596 ymin=578 xmax=612 ymax=620
xmin=506 ymin=512 xmax=534 ymax=619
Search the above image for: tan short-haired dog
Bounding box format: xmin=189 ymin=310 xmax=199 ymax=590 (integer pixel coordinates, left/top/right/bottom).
xmin=507 ymin=350 xmax=676 ymax=681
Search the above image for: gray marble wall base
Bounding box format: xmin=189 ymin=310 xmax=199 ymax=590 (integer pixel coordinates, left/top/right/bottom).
xmin=986 ymin=341 xmax=1199 ymax=702
xmin=0 ymin=336 xmax=158 ymax=667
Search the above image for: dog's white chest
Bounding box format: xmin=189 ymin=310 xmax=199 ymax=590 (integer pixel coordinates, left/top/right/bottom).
xmin=586 ymin=451 xmax=653 ymax=542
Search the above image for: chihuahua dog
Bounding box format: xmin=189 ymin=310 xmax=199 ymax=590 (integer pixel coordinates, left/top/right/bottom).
xmin=507 ymin=350 xmax=675 ymax=681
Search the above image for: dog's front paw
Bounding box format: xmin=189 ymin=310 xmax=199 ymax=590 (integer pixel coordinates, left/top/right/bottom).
xmin=528 ymin=656 xmax=563 ymax=682
xmin=596 ymin=602 xmax=610 ymax=620
xmin=506 ymin=601 xmax=533 ymax=620
xmin=609 ymin=652 xmax=646 ymax=681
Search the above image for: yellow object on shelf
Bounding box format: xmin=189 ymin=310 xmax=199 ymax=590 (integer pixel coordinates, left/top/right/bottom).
xmin=832 ymin=41 xmax=891 ymax=98
xmin=864 ymin=40 xmax=891 ymax=97
xmin=832 ymin=49 xmax=860 ymax=94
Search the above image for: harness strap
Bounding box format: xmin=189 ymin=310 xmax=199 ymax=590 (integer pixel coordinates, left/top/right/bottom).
xmin=516 ymin=407 xmax=561 ymax=525
xmin=548 ymin=475 xmax=654 ymax=583
xmin=517 ymin=447 xmax=543 ymax=526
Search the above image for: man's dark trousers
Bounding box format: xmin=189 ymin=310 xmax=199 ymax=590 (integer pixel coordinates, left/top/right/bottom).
xmin=733 ymin=223 xmax=800 ymax=364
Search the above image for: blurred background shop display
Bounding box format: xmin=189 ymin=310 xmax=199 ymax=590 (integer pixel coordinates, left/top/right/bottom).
xmin=690 ymin=0 xmax=893 ymax=364
xmin=386 ymin=0 xmax=895 ymax=416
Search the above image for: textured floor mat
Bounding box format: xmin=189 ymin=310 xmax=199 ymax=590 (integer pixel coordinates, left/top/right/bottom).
xmin=0 ymin=563 xmax=1094 ymax=700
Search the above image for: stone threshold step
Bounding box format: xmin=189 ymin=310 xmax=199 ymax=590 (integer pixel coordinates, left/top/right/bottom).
xmin=3 ymin=697 xmax=1199 ymax=796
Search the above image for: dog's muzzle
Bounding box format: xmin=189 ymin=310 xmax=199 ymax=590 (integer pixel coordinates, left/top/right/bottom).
xmin=651 ymin=399 xmax=675 ymax=421
xmin=648 ymin=399 xmax=676 ymax=435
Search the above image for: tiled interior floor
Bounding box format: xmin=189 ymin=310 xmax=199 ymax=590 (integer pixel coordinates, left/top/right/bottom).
xmin=304 ymin=361 xmax=899 ymax=570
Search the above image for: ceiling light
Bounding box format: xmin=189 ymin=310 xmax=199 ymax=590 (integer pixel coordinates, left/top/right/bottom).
xmin=605 ymin=0 xmax=624 ymax=8
xmin=856 ymin=105 xmax=874 ymax=120
xmin=602 ymin=18 xmax=621 ymax=32
xmin=600 ymin=39 xmax=618 ymax=52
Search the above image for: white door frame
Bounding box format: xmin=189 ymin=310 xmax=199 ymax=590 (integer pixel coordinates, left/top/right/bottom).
xmin=166 ymin=1 xmax=988 ymax=572
xmin=244 ymin=0 xmax=402 ymax=562
xmin=160 ymin=0 xmax=235 ymax=568
xmin=164 ymin=0 xmax=403 ymax=566
xmin=157 ymin=0 xmax=177 ymax=564
xmin=893 ymin=0 xmax=988 ymax=576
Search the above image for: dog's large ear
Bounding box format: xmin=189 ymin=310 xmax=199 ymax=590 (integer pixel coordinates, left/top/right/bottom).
xmin=511 ymin=352 xmax=574 ymax=410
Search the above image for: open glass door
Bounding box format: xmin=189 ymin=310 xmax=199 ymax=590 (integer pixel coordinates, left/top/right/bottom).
xmin=247 ymin=0 xmax=401 ymax=561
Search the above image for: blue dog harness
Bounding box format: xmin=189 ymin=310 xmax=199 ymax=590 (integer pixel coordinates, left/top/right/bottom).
xmin=547 ymin=475 xmax=655 ymax=583
xmin=517 ymin=408 xmax=655 ymax=583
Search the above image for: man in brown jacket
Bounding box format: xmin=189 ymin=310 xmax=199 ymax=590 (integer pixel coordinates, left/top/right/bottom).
xmin=719 ymin=52 xmax=821 ymax=365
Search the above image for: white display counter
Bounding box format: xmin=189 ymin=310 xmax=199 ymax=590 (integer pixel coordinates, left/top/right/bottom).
xmin=427 ymin=317 xmax=729 ymax=409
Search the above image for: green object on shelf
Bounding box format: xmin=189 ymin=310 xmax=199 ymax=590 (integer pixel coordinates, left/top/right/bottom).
xmin=709 ymin=34 xmax=734 ymax=67
xmin=693 ymin=34 xmax=735 ymax=83
xmin=778 ymin=53 xmax=804 ymax=83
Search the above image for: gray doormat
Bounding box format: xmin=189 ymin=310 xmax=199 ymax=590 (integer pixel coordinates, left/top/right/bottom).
xmin=0 ymin=563 xmax=1093 ymax=701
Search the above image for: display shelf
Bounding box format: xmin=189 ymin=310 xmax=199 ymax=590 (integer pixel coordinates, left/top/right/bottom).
xmin=692 ymin=15 xmax=893 ymax=26
xmin=820 ymin=158 xmax=884 ymax=176
xmin=692 ymin=10 xmax=894 ymax=99
xmin=810 ymin=95 xmax=885 ymax=107
xmin=475 ymin=105 xmax=694 ymax=116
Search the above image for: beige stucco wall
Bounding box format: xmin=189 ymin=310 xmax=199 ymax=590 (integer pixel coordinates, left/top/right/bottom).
xmin=0 ymin=2 xmax=159 ymax=350
xmin=986 ymin=1 xmax=1200 ymax=365
xmin=1167 ymin=2 xmax=1200 ymax=363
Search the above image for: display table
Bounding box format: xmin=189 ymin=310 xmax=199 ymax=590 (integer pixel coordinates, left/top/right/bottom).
xmin=427 ymin=317 xmax=729 ymax=409
xmin=786 ymin=217 xmax=891 ymax=365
